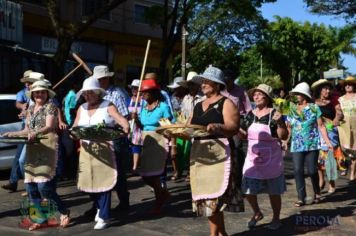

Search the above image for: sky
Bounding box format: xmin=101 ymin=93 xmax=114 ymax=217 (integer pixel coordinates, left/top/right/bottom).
xmin=260 ymin=0 xmax=355 ymax=75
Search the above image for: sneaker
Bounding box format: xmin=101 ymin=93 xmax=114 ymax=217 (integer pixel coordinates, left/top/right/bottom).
xmin=1 ymin=182 xmax=17 ymax=192
xmin=94 ymin=209 xmax=100 ymax=222
xmin=94 ymin=218 xmax=108 ymax=230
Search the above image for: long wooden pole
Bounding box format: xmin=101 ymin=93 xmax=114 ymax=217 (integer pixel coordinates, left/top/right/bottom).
xmin=134 ymin=40 xmax=151 ymax=112
xmin=130 ymin=40 xmax=151 ymax=131
xmin=53 ymin=64 xmax=82 ymax=90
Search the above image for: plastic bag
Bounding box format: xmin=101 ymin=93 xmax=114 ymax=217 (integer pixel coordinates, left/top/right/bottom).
xmin=325 ymin=150 xmax=338 ymax=181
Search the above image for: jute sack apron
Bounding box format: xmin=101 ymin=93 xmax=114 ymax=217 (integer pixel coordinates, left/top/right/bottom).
xmin=190 ymin=138 xmax=231 ymax=200
xmin=139 ymin=131 xmax=168 ymax=176
xmin=77 ymin=141 xmax=117 ymax=193
xmin=25 ymin=132 xmax=58 ymax=183
xmin=338 ymin=115 xmax=356 ymax=151
xmin=243 ymin=111 xmax=283 ymax=179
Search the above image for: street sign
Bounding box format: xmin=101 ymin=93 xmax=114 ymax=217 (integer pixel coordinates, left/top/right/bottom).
xmin=323 ymin=69 xmax=344 ymax=79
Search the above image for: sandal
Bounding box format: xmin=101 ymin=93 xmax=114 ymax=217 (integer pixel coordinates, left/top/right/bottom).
xmin=313 ymin=196 xmax=321 ymax=204
xmin=60 ymin=211 xmax=70 ymax=228
xmin=294 ymin=201 xmax=305 ymax=207
xmin=247 ymin=212 xmax=264 ymax=228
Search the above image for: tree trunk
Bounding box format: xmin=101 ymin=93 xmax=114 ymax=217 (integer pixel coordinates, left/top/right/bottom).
xmin=51 ymin=36 xmax=73 ymax=84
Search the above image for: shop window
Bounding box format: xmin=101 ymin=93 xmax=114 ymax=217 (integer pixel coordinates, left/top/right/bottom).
xmin=134 ymin=4 xmax=149 ymax=24
xmin=82 ymin=0 xmax=111 ymax=21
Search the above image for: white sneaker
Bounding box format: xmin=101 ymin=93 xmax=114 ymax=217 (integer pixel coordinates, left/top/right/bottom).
xmin=94 ymin=218 xmax=108 ymax=230
xmin=94 ymin=209 xmax=100 ymax=222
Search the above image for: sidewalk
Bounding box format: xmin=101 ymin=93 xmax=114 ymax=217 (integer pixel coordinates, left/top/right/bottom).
xmin=0 ymin=155 xmax=355 ymax=235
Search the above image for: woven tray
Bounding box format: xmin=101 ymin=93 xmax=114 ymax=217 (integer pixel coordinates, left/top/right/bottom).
xmin=0 ymin=136 xmax=44 ymax=144
xmin=155 ymin=124 xmax=209 ymax=140
xmin=69 ymin=126 xmax=125 ymax=141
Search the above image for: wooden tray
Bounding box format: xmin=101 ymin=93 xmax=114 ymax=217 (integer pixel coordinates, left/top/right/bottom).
xmin=0 ymin=136 xmax=44 ymax=144
xmin=155 ymin=124 xmax=209 ymax=140
xmin=69 ymin=126 xmax=125 ymax=141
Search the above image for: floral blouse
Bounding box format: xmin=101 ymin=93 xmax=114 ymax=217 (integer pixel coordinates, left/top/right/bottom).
xmin=286 ymin=103 xmax=321 ymax=152
xmin=27 ymin=102 xmax=58 ymax=131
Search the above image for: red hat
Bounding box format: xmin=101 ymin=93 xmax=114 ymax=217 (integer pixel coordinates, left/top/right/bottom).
xmin=140 ymin=79 xmax=160 ymax=91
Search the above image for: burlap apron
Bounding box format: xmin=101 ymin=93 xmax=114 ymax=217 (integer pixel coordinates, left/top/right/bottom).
xmin=25 ymin=133 xmax=58 ymax=183
xmin=190 ymin=138 xmax=231 ymax=201
xmin=139 ymin=131 xmax=168 ymax=177
xmin=77 ymin=141 xmax=117 ymax=193
xmin=338 ymin=115 xmax=356 ymax=151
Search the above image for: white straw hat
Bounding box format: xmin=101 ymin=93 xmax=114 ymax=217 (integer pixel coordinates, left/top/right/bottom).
xmin=311 ymin=79 xmax=333 ymax=91
xmin=248 ymin=84 xmax=273 ymax=101
xmin=77 ymin=76 xmax=107 ymax=99
xmin=129 ymin=79 xmax=140 ymax=88
xmin=92 ymin=65 xmax=114 ymax=80
xmin=290 ymin=82 xmax=312 ymax=99
xmin=26 ymin=80 xmax=56 ymax=98
xmin=168 ymin=77 xmax=184 ymax=89
xmin=177 ymin=71 xmax=199 ymax=87
xmin=191 ymin=65 xmax=226 ymax=86
xmin=21 ymin=71 xmax=45 ymax=83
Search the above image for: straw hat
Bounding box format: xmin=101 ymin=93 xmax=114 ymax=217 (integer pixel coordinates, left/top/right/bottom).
xmin=339 ymin=76 xmax=356 ymax=85
xmin=177 ymin=71 xmax=199 ymax=87
xmin=191 ymin=66 xmax=226 ymax=86
xmin=20 ymin=70 xmax=34 ymax=83
xmin=248 ymin=84 xmax=273 ymax=101
xmin=26 ymin=80 xmax=56 ymax=99
xmin=311 ymin=79 xmax=333 ymax=91
xmin=167 ymin=77 xmax=184 ymax=89
xmin=290 ymin=82 xmax=312 ymax=99
xmin=129 ymin=79 xmax=140 ymax=88
xmin=77 ymin=76 xmax=107 ymax=98
xmin=140 ymin=79 xmax=160 ymax=92
xmin=20 ymin=71 xmax=46 ymax=83
xmin=144 ymin=72 xmax=157 ymax=80
xmin=92 ymin=65 xmax=114 ymax=80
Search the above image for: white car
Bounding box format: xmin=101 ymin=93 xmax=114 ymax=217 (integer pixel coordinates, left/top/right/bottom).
xmin=0 ymin=94 xmax=23 ymax=170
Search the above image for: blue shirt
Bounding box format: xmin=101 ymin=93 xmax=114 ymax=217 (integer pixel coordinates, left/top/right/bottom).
xmin=103 ymin=86 xmax=129 ymax=117
xmin=140 ymin=101 xmax=173 ymax=131
xmin=16 ymin=87 xmax=29 ymax=103
xmin=64 ymin=90 xmax=77 ymax=125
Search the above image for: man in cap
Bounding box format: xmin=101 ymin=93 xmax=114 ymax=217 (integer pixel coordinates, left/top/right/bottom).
xmin=93 ymin=65 xmax=130 ymax=211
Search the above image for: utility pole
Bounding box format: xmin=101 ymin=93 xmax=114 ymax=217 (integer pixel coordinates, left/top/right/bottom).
xmin=181 ymin=25 xmax=188 ymax=80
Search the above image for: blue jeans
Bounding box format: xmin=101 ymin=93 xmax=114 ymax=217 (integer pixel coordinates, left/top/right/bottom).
xmin=90 ymin=191 xmax=111 ymax=220
xmin=114 ymin=138 xmax=130 ymax=205
xmin=292 ymin=150 xmax=320 ymax=202
xmin=19 ymin=144 xmax=26 ymax=175
xmin=26 ymin=178 xmax=68 ymax=215
xmin=9 ymin=143 xmax=25 ymax=184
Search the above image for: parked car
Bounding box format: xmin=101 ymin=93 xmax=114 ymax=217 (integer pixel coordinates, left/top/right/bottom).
xmin=0 ymin=94 xmax=22 ymax=170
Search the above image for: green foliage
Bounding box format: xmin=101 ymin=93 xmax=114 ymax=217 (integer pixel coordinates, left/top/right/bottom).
xmin=304 ymin=0 xmax=356 ymax=22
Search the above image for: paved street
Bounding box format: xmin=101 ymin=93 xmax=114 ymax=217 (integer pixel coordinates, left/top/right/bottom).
xmin=0 ymin=155 xmax=355 ymax=236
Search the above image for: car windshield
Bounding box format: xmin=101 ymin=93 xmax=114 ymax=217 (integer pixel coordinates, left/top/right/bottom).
xmin=0 ymin=99 xmax=20 ymax=125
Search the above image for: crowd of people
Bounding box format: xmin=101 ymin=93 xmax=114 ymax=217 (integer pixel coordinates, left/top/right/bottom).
xmin=1 ymin=64 xmax=355 ymax=234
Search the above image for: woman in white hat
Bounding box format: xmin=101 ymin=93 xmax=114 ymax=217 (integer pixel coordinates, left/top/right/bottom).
xmin=337 ymin=76 xmax=356 ymax=181
xmin=72 ymin=77 xmax=129 ymax=230
xmin=189 ymin=66 xmax=243 ymax=235
xmin=311 ymin=79 xmax=344 ymax=194
xmin=127 ymin=79 xmax=144 ymax=173
xmin=3 ymin=80 xmax=70 ymax=230
xmin=240 ymin=84 xmax=288 ymax=230
xmin=287 ymin=82 xmax=332 ymax=207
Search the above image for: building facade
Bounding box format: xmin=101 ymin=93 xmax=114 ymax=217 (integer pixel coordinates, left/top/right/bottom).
xmin=0 ymin=0 xmax=171 ymax=93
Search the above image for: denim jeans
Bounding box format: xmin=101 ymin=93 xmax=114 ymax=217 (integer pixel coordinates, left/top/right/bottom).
xmin=9 ymin=143 xmax=25 ymax=184
xmin=114 ymin=138 xmax=130 ymax=205
xmin=19 ymin=144 xmax=26 ymax=175
xmin=292 ymin=150 xmax=320 ymax=202
xmin=26 ymin=178 xmax=68 ymax=215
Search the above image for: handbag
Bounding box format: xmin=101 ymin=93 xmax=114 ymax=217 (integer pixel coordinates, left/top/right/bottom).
xmin=325 ymin=150 xmax=338 ymax=181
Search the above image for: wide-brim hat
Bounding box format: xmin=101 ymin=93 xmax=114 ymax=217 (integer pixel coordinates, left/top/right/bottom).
xmin=290 ymin=82 xmax=312 ymax=99
xmin=140 ymin=79 xmax=160 ymax=92
xmin=21 ymin=71 xmax=44 ymax=83
xmin=248 ymin=84 xmax=273 ymax=101
xmin=168 ymin=77 xmax=184 ymax=89
xmin=129 ymin=79 xmax=140 ymax=88
xmin=311 ymin=79 xmax=333 ymax=91
xmin=191 ymin=66 xmax=226 ymax=86
xmin=26 ymin=80 xmax=56 ymax=98
xmin=77 ymin=76 xmax=107 ymax=99
xmin=177 ymin=71 xmax=199 ymax=87
xmin=92 ymin=65 xmax=114 ymax=80
xmin=339 ymin=76 xmax=356 ymax=85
